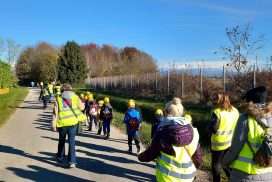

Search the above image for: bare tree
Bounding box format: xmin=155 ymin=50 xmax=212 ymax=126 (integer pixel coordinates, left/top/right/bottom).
xmin=221 ymin=24 xmax=264 ymax=73
xmin=6 ymin=39 xmax=20 ymax=65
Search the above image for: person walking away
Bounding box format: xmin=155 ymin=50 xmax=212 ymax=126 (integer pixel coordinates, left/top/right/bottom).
xmin=41 ymin=83 xmax=50 ymax=109
xmin=97 ymin=100 xmax=104 ymax=135
xmin=54 ymin=83 xmax=62 ymax=97
xmin=99 ymin=97 xmax=113 ymax=139
xmin=207 ymin=92 xmax=239 ymax=182
xmin=124 ymin=99 xmax=142 ymax=154
xmin=151 ymin=109 xmax=164 ymax=139
xmin=39 ymin=81 xmax=44 ymax=101
xmin=89 ymin=100 xmax=98 ymax=131
xmin=47 ymin=83 xmax=54 ymax=102
xmin=138 ymin=97 xmax=202 ymax=182
xmin=222 ymin=86 xmax=272 ymax=182
xmin=52 ymin=83 xmax=86 ymax=168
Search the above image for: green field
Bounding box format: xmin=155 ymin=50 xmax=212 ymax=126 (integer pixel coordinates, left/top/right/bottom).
xmin=0 ymin=88 xmax=29 ymax=126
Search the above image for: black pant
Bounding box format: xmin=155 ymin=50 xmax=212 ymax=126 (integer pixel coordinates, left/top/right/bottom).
xmin=128 ymin=132 xmax=140 ymax=150
xmin=212 ymin=150 xmax=230 ymax=182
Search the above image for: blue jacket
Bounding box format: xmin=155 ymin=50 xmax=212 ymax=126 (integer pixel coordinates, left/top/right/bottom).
xmin=124 ymin=108 xmax=142 ymax=135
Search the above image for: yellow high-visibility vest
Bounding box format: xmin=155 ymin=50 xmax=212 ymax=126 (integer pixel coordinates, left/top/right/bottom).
xmin=54 ymin=86 xmax=61 ymax=96
xmin=156 ymin=127 xmax=199 ymax=182
xmin=211 ymin=107 xmax=239 ymax=151
xmin=230 ymin=116 xmax=272 ymax=174
xmin=56 ymin=95 xmax=86 ymax=128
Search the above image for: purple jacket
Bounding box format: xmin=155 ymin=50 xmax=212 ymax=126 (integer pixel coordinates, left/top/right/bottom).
xmin=138 ymin=117 xmax=202 ymax=168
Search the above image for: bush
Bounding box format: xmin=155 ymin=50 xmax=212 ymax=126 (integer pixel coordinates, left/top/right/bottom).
xmin=0 ymin=61 xmax=15 ymax=88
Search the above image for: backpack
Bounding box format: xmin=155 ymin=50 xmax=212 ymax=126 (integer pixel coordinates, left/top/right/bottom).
xmin=102 ymin=106 xmax=111 ymax=119
xmin=247 ymin=119 xmax=272 ymax=167
xmin=89 ymin=104 xmax=97 ymax=116
xmin=128 ymin=118 xmax=140 ymax=131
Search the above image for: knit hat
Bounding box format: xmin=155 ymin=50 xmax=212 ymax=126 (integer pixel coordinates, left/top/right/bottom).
xmin=244 ymin=86 xmax=267 ymax=104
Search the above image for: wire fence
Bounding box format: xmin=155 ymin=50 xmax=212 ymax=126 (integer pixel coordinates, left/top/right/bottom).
xmin=89 ymin=63 xmax=272 ymax=102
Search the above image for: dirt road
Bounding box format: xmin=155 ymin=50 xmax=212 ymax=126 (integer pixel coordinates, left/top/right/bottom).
xmin=0 ymin=88 xmax=155 ymax=182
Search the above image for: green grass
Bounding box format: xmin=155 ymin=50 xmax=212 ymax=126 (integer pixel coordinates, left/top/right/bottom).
xmin=0 ymin=87 xmax=29 ymax=126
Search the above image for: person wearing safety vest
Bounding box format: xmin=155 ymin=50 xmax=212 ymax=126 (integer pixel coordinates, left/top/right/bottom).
xmin=41 ymin=83 xmax=50 ymax=108
xmin=97 ymin=100 xmax=104 ymax=135
xmin=223 ymin=86 xmax=272 ymax=182
xmin=47 ymin=83 xmax=54 ymax=99
xmin=151 ymin=109 xmax=164 ymax=139
xmin=52 ymin=83 xmax=86 ymax=168
xmin=54 ymin=83 xmax=62 ymax=97
xmin=138 ymin=97 xmax=202 ymax=182
xmin=99 ymin=97 xmax=113 ymax=139
xmin=124 ymin=99 xmax=142 ymax=154
xmin=207 ymin=92 xmax=239 ymax=182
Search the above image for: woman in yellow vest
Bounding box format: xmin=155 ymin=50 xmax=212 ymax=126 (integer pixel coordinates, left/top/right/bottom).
xmin=207 ymin=93 xmax=239 ymax=182
xmin=223 ymin=86 xmax=272 ymax=182
xmin=138 ymin=97 xmax=202 ymax=182
xmin=52 ymin=83 xmax=86 ymax=168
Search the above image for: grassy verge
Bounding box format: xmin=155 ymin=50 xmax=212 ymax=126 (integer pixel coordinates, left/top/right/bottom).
xmin=0 ymin=87 xmax=29 ymax=127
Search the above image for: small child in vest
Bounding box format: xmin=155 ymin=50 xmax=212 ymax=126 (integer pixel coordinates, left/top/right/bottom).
xmin=97 ymin=100 xmax=104 ymax=135
xmin=89 ymin=100 xmax=98 ymax=131
xmin=99 ymin=97 xmax=113 ymax=139
xmin=151 ymin=109 xmax=164 ymax=139
xmin=124 ymin=99 xmax=142 ymax=154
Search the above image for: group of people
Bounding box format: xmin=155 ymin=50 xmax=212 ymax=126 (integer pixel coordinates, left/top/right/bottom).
xmin=205 ymin=86 xmax=272 ymax=182
xmin=138 ymin=86 xmax=272 ymax=182
xmin=41 ymin=82 xmax=272 ymax=182
xmin=39 ymin=82 xmax=61 ymax=108
xmin=79 ymin=92 xmax=113 ymax=139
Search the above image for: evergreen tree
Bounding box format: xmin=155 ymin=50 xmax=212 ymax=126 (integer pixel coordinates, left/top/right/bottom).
xmin=58 ymin=41 xmax=87 ymax=84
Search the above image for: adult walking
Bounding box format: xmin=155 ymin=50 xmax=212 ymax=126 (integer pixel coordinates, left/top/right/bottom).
xmin=138 ymin=97 xmax=202 ymax=182
xmin=124 ymin=99 xmax=142 ymax=154
xmin=52 ymin=83 xmax=86 ymax=168
xmin=207 ymin=93 xmax=239 ymax=182
xmin=222 ymin=86 xmax=272 ymax=182
xmin=41 ymin=83 xmax=50 ymax=109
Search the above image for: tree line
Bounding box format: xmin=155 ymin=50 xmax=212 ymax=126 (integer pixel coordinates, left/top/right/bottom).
xmin=16 ymin=41 xmax=157 ymax=85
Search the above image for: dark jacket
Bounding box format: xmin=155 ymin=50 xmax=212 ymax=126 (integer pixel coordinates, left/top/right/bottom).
xmin=138 ymin=117 xmax=202 ymax=168
xmin=151 ymin=116 xmax=163 ymax=138
xmin=99 ymin=104 xmax=113 ymax=121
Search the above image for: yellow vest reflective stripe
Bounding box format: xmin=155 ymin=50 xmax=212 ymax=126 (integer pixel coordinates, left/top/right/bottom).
xmin=156 ymin=127 xmax=199 ymax=182
xmin=56 ymin=95 xmax=86 ymax=127
xmin=230 ymin=116 xmax=272 ymax=174
xmin=211 ymin=107 xmax=239 ymax=151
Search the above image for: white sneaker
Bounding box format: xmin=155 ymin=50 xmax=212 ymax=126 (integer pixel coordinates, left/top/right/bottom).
xmin=69 ymin=163 xmax=76 ymax=168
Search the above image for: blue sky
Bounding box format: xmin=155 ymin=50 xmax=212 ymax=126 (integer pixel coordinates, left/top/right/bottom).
xmin=0 ymin=0 xmax=272 ymax=65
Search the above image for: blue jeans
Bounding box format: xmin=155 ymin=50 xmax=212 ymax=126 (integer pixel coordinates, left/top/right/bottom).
xmin=57 ymin=125 xmax=77 ymax=164
xmin=103 ymin=120 xmax=111 ymax=135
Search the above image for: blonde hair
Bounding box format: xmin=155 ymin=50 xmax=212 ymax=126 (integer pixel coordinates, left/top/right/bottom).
xmin=214 ymin=93 xmax=232 ymax=111
xmin=164 ymin=97 xmax=184 ymax=117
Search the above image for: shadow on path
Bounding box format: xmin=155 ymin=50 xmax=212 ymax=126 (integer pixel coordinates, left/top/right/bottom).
xmin=42 ymin=136 xmax=155 ymax=169
xmin=7 ymin=165 xmax=92 ymax=182
xmin=41 ymin=152 xmax=155 ymax=182
xmin=0 ymin=145 xmax=92 ymax=182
